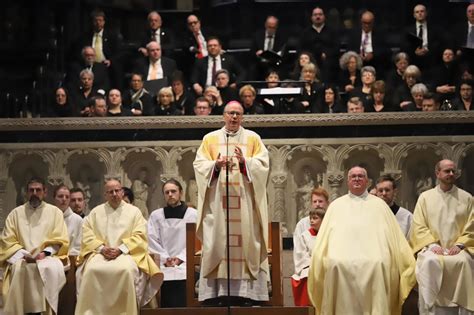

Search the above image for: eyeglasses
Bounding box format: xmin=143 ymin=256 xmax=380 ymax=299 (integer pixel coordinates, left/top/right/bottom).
xmin=106 ymin=188 xmax=123 ymax=195
xmin=188 ymin=21 xmax=199 ymax=25
xmin=225 ymin=111 xmax=243 ymax=117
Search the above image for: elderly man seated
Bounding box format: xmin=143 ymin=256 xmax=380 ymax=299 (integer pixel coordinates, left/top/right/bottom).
xmin=75 ymin=179 xmax=163 ymax=315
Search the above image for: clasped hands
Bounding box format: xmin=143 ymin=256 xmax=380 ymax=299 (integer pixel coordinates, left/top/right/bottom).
xmin=100 ymin=246 xmax=122 ymax=260
xmin=430 ymin=245 xmax=462 ymax=256
xmin=164 ymin=257 xmax=183 ymax=267
xmin=24 ymin=252 xmax=47 ymax=263
xmin=215 ymin=147 xmax=244 ymax=169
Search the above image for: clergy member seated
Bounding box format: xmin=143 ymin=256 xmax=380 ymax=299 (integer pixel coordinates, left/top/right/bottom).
xmin=308 ymin=165 xmax=416 ymax=315
xmin=0 ymin=177 xmax=69 ymax=315
xmin=291 ymin=207 xmax=326 ymax=306
xmin=148 ymin=179 xmax=198 ymax=307
xmin=410 ymin=159 xmax=474 ymax=315
xmin=75 ymin=179 xmax=163 ymax=315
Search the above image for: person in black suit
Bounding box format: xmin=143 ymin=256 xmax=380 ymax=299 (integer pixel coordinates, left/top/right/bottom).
xmin=65 ymin=46 xmax=110 ymax=92
xmin=133 ymin=42 xmax=177 ymax=85
xmin=300 ymin=7 xmax=339 ymax=83
xmin=452 ymin=79 xmax=473 ymax=111
xmin=454 ymin=4 xmax=474 ymax=71
xmin=252 ymin=16 xmax=286 ymax=79
xmin=191 ymin=36 xmax=245 ymax=95
xmin=138 ymin=11 xmax=175 ymax=58
xmin=122 ymin=73 xmax=154 ymax=116
xmin=401 ymin=4 xmax=444 ymax=72
xmin=239 ymin=85 xmax=265 ymax=115
xmin=79 ymin=9 xmax=123 ymax=89
xmin=347 ymin=10 xmax=388 ymax=77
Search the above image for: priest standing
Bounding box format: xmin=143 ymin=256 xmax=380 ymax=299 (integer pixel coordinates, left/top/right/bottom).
xmin=308 ymin=165 xmax=416 ymax=315
xmin=193 ymin=101 xmax=270 ymax=305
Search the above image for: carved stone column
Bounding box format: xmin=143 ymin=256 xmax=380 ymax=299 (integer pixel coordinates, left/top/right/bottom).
xmin=327 ymin=171 xmax=345 ymax=201
xmin=271 ymin=172 xmax=288 ymax=236
xmin=47 ymin=175 xmax=68 ymax=187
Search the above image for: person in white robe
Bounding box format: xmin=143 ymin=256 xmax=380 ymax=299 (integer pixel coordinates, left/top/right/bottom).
xmin=0 ymin=177 xmax=69 ymax=315
xmin=375 ymin=175 xmax=413 ymax=238
xmin=308 ymin=166 xmax=416 ymax=315
xmin=193 ymin=101 xmax=270 ymax=305
xmin=410 ymin=159 xmax=474 ymax=315
xmin=148 ymin=179 xmax=198 ymax=307
xmin=75 ymin=179 xmax=163 ymax=315
xmin=53 ymin=185 xmax=83 ymax=256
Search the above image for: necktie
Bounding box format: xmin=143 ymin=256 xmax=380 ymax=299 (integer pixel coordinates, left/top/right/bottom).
xmin=266 ymin=35 xmax=274 ymax=51
xmin=418 ymin=24 xmax=423 ymax=39
xmin=211 ymin=57 xmax=217 ymax=85
xmin=94 ymin=33 xmax=104 ymax=62
xmin=195 ymin=33 xmax=204 ymax=59
xmin=361 ymin=33 xmax=368 ymax=57
xmin=150 ymin=63 xmax=157 ymax=80
xmin=468 ymin=25 xmax=474 ymax=49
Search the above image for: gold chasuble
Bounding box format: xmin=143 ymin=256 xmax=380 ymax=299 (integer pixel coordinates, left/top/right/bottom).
xmin=308 ymin=192 xmax=416 ymax=315
xmin=75 ymin=201 xmax=163 ymax=315
xmin=193 ymin=126 xmax=270 ymax=301
xmin=410 ymin=186 xmax=474 ymax=312
xmin=0 ymin=202 xmax=69 ymax=315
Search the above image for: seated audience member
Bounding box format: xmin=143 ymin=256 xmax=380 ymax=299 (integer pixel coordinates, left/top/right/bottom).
xmin=70 ymin=187 xmax=87 ymax=218
xmin=291 ymin=207 xmax=326 ymax=306
xmin=204 ymin=86 xmax=225 ymax=115
xmin=171 ymin=71 xmax=195 ymax=115
xmin=289 ymin=51 xmax=317 ymax=81
xmin=122 ymin=73 xmax=153 ymax=116
xmin=432 ymin=48 xmax=458 ymax=101
xmin=0 ymin=177 xmax=69 ymax=315
xmin=107 ymin=89 xmax=131 ymax=116
xmin=453 ymin=79 xmax=473 ymax=110
xmin=385 ymin=52 xmax=410 ymax=91
xmin=48 ymin=87 xmax=75 ymax=117
xmin=184 ymin=14 xmax=209 ymax=61
xmin=138 ymin=11 xmax=175 ymax=57
xmin=366 ymin=80 xmax=395 ymax=112
xmin=239 ymin=84 xmax=265 ymax=114
xmin=395 ymin=65 xmax=422 ymax=110
xmin=122 ymin=187 xmax=135 ymax=204
xmin=278 ymin=80 xmax=299 ymax=114
xmin=350 ymin=66 xmax=376 ymax=109
xmin=375 ymin=175 xmax=413 ymax=239
xmin=338 ymin=51 xmax=363 ymax=94
xmin=66 ymin=46 xmax=110 ymax=92
xmin=191 ymin=36 xmax=245 ymax=95
xmin=134 ymin=41 xmax=178 ymax=83
xmin=295 ymin=63 xmax=324 ymax=113
xmin=75 ymin=179 xmax=163 ymax=315
xmin=404 ymin=82 xmax=429 ymax=112
xmin=155 ymin=86 xmax=181 ymax=116
xmin=259 ymin=69 xmax=283 ymax=114
xmin=323 ymin=84 xmax=345 ymax=113
xmin=410 ymin=159 xmax=473 ymax=315
xmin=421 ymin=92 xmax=440 ymax=112
xmin=347 ymin=96 xmax=365 ymax=113
xmin=194 ymin=96 xmax=212 ymax=116
xmin=148 ymin=179 xmax=198 ymax=307
xmin=89 ymin=95 xmax=108 ymax=117
xmin=72 ymin=69 xmax=103 ymax=117
xmin=54 ymin=185 xmax=83 ymax=255
xmin=215 ymin=69 xmax=239 ymax=107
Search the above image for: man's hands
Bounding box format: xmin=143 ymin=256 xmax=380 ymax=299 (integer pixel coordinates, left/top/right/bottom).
xmin=100 ymin=246 xmax=122 ymax=260
xmin=24 ymin=251 xmax=48 ymax=263
xmin=164 ymin=257 xmax=183 ymax=267
xmin=429 ymin=244 xmax=462 ymax=256
xmin=215 ymin=147 xmax=244 ymax=169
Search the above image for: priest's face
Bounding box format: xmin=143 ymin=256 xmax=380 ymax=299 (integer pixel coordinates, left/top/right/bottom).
xmin=375 ymin=180 xmax=395 ymax=206
xmin=105 ymin=180 xmax=124 ymax=208
xmin=27 ymin=181 xmax=46 ymax=208
xmin=54 ymin=187 xmax=71 ymax=212
xmin=347 ymin=167 xmax=369 ymax=195
xmin=223 ymin=102 xmax=244 ymax=132
xmin=435 ymin=160 xmax=457 ymax=187
xmin=163 ymin=183 xmax=182 ymax=207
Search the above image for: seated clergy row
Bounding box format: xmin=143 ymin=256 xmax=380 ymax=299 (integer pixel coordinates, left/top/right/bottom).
xmin=0 ymin=159 xmax=472 ymax=314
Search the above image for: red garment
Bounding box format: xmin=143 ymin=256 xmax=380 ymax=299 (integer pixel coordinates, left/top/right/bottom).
xmin=291 ymin=277 xmax=310 ymax=306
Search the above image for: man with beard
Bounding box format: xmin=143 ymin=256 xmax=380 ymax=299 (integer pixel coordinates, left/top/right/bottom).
xmin=410 ymin=159 xmax=474 ymax=314
xmin=148 ymin=179 xmax=198 ymax=307
xmin=0 ymin=177 xmax=69 ymax=315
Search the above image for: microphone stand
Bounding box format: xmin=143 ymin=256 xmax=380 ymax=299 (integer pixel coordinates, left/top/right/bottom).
xmin=225 ymin=133 xmax=231 ymax=313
